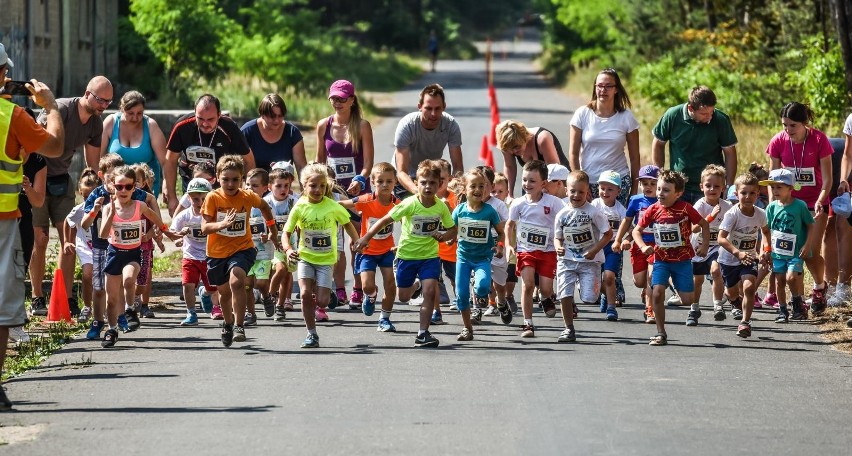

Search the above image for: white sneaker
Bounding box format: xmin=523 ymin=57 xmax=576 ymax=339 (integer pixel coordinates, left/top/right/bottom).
xmin=483 ymin=306 xmax=499 ymax=316
xmin=8 ymin=326 xmax=30 ymax=343
xmin=78 ymin=306 xmax=92 ymax=323
xmin=828 ymin=283 xmax=851 ymax=307
xmin=666 ymin=293 xmax=682 ymax=306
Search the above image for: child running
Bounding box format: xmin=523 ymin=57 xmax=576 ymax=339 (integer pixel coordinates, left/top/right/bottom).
xmin=282 ymin=163 xmax=359 ymax=348
xmin=632 ymin=169 xmax=710 ymax=346
xmin=761 ymin=168 xmax=816 ymax=323
xmin=96 ymin=166 xmax=175 ymax=347
xmin=201 ymin=155 xmax=281 ymax=347
xmin=245 ymin=168 xmax=276 ymax=325
xmin=63 ymin=168 xmax=100 ymax=323
xmin=265 ymin=162 xmax=299 ymax=320
xmin=492 ymin=172 xmax=518 ymax=313
xmin=591 ymin=170 xmax=626 ymax=321
xmin=132 ymin=163 xmax=164 ymax=319
xmin=717 ymin=173 xmax=771 ymax=338
xmin=473 ymin=165 xmax=512 ymax=324
xmin=339 ymin=162 xmax=401 ymax=332
xmin=506 ymin=159 xmax=565 ymax=338
xmin=553 ymin=171 xmax=612 ymax=342
xmin=452 ymin=168 xmax=505 ymax=341
xmin=355 ymin=160 xmax=456 ymax=348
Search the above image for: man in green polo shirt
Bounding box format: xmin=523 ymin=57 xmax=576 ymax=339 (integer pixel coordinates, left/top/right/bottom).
xmin=651 ymin=86 xmax=738 ymax=204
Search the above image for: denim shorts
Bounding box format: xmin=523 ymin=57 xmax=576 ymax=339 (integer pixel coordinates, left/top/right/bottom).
xmin=651 ymin=259 xmax=694 ymax=292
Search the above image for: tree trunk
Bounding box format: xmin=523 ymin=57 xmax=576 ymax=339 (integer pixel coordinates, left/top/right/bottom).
xmin=704 ymin=0 xmax=717 ymax=30
xmin=829 ymin=0 xmax=852 ymax=95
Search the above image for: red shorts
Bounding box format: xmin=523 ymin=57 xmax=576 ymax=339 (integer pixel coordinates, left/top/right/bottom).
xmin=182 ymin=258 xmax=215 ymax=291
xmin=630 ymin=243 xmax=655 ymax=274
xmin=516 ymin=251 xmax=557 ymax=279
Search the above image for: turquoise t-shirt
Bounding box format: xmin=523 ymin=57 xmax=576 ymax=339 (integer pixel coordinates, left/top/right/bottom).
xmin=452 ymin=202 xmax=502 ymax=263
xmin=765 ymin=198 xmax=814 ymax=260
xmin=390 ymin=194 xmax=454 ymax=260
xmin=284 ymin=196 xmax=351 ymax=265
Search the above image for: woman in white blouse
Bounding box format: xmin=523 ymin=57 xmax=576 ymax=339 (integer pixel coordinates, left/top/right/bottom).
xmin=568 ymin=68 xmax=640 ymax=204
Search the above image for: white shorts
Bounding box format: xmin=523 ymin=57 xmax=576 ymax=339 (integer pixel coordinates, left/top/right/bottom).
xmin=297 ymin=261 xmax=333 ymax=290
xmin=490 ymin=262 xmax=508 ymax=286
xmin=556 ymin=260 xmax=600 ymax=303
xmin=76 ymin=239 xmax=93 ymax=266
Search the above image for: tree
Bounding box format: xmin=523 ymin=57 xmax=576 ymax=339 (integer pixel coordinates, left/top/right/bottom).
xmin=830 ymin=0 xmax=852 ymax=95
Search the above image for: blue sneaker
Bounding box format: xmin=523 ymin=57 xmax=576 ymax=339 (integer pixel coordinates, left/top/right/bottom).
xmin=363 ymin=294 xmax=376 ymax=317
xmin=181 ymin=312 xmax=198 ymax=326
xmin=377 ymin=318 xmax=396 ymax=332
xmin=431 ymin=309 xmax=444 ymax=325
xmin=301 ymin=333 xmax=320 ymax=348
xmin=197 ymin=286 xmax=213 ymax=314
xmin=86 ymin=320 xmax=104 ymax=340
xmin=117 ymin=314 xmax=130 ymax=333
xmin=599 ymin=294 xmax=608 ymax=313
xmin=605 ymin=307 xmax=618 ymax=321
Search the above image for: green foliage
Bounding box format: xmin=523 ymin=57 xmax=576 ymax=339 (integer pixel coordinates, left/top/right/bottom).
xmin=3 ymin=320 xmax=89 ymax=381
xmin=784 ymin=39 xmax=850 ymax=127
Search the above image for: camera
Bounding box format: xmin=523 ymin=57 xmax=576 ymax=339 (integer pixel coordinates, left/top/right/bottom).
xmin=0 ymin=80 xmax=31 ymax=96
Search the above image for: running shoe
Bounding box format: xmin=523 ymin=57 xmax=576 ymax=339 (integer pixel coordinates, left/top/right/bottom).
xmin=410 ymin=279 xmax=423 ymax=300
xmin=0 ymin=387 xmax=11 ymax=411
xmin=686 ymin=309 xmax=701 ymax=326
xmin=573 ymin=302 xmax=579 ymax=318
xmin=362 ymin=294 xmax=377 ymax=316
xmin=449 ymin=301 xmax=458 ymax=311
xmin=791 ymin=298 xmax=808 ymax=321
xmin=810 ymin=286 xmax=827 ymax=315
xmin=180 ymin=312 xmax=198 ymax=326
xmin=497 ymin=301 xmax=513 ymax=325
xmin=483 ymin=306 xmax=499 ymax=317
xmin=8 ymin=326 xmax=30 ymax=343
xmin=605 ymin=307 xmax=618 ymax=321
xmin=140 ymin=305 xmax=155 ymax=318
xmin=541 ymin=298 xmax=556 ymax=318
xmin=775 ymin=305 xmax=789 ymax=323
xmin=829 ymin=283 xmax=851 ymax=307
xmin=315 ymin=307 xmax=329 ymax=322
xmin=262 ymin=296 xmax=276 ymax=317
xmin=78 ymin=306 xmax=92 ymax=324
xmin=599 ymin=294 xmax=607 ymax=313
xmin=301 ymin=333 xmax=320 ymax=348
xmin=68 ymin=298 xmax=80 ymax=317
xmin=282 ymin=299 xmax=294 ymax=312
xmin=666 ymin=292 xmax=682 ymax=306
xmin=221 ymin=323 xmax=234 ymax=347
xmin=233 ymin=325 xmax=246 ymax=342
xmin=520 ymin=323 xmax=535 ymax=338
xmin=198 ymin=285 xmax=214 ymax=314
xmin=736 ymin=321 xmax=752 ymax=338
xmin=30 ymin=296 xmax=47 ymax=316
xmin=210 ymin=305 xmax=224 ymax=320
xmin=377 ymin=318 xmax=396 ymax=332
xmin=471 ymin=308 xmax=483 ymax=325
xmin=244 ymin=312 xmax=257 ymax=326
xmin=414 ymin=330 xmax=440 ymax=347
xmin=328 ymin=291 xmax=339 ymax=310
xmin=644 ymin=305 xmax=656 ymax=324
xmin=335 ymin=288 xmax=349 ymax=308
xmin=753 ymin=293 xmax=763 ymax=309
xmin=557 ymin=327 xmax=576 ymax=343
xmin=731 ymin=298 xmax=744 ymax=320
xmin=457 ymin=327 xmax=474 ymax=341
xmin=86 ymin=320 xmax=105 ymax=340
xmin=117 ymin=314 xmax=131 ymax=333
xmin=713 ymin=304 xmax=726 ymax=321
xmin=507 ymin=295 xmax=518 ymax=314
xmin=274 ymin=305 xmax=287 ymax=322
xmin=763 ymin=292 xmax=780 ymax=309
xmin=124 ymin=308 xmax=141 ymax=332
xmin=101 ymin=328 xmax=118 ymax=348
xmin=431 ymin=309 xmax=444 ymax=325
xmin=351 ymin=288 xmax=364 ymax=306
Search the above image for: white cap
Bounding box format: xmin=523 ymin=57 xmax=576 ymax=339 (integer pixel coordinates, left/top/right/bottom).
xmin=547 ymin=164 xmax=569 ymax=182
xmin=0 ymin=43 xmax=13 ymax=69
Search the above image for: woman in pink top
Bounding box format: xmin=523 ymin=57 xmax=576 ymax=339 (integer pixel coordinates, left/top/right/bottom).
xmin=766 ymin=102 xmax=833 ymax=313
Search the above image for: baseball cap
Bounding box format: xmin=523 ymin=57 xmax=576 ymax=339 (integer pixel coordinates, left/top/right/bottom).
xmin=186 ymin=177 xmax=212 ymax=194
xmin=271 ymin=160 xmax=296 ymax=175
xmin=832 ymin=192 xmax=852 ymax=219
xmin=547 ymin=164 xmax=569 ymax=182
xmin=759 ymin=168 xmax=794 ymax=187
xmin=726 ymin=184 xmax=738 ymax=201
xmin=637 ymin=165 xmax=660 ymax=180
xmin=328 ymin=80 xmax=355 ymax=99
xmin=597 ymin=170 xmax=622 ymax=188
xmin=0 ymin=43 xmax=13 ymax=69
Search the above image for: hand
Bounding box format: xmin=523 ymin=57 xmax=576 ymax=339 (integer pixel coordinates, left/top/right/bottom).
xmin=63 ymin=241 xmax=75 ymax=255
xmin=710 ymin=204 xmax=721 ymax=219
xmin=220 ymin=208 xmax=237 ymax=229
xmin=261 ymin=233 xmax=269 ymax=243
xmin=799 ymin=244 xmax=811 ymax=259
xmin=286 ymin=247 xmax=300 ymax=261
xmin=506 ymin=245 xmax=516 ymax=260
xmin=640 ymin=245 xmax=654 ymax=256
xmin=27 ymin=79 xmax=58 ymax=111
xmin=272 ymin=237 xmax=283 ymax=252
xmin=353 ymin=238 xmax=367 ymax=253
xmin=838 ymin=181 xmax=850 ymax=195
xmin=175 ymin=238 xmax=184 ymax=248
xmin=695 ymin=244 xmax=708 ymax=258
xmin=583 ymin=250 xmax=596 ymax=260
xmin=737 ymin=251 xmax=754 ymax=266
xmin=93 ymin=196 xmax=105 ymax=212
xmin=814 ymin=203 xmax=824 ymax=217
xmin=555 ymin=245 xmax=565 ymax=257
xmin=493 ymin=245 xmax=504 ymax=259
xmin=178 ymin=227 xmax=190 ymax=237
xmin=619 ymin=239 xmax=631 ymax=253
xmin=346 ymin=180 xmax=362 ymax=196
xmin=21 ymin=175 xmax=31 ymax=192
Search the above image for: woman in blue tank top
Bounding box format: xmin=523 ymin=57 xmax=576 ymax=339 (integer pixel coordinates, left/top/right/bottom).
xmin=100 ymin=91 xmax=167 ymax=198
xmin=241 ymin=93 xmax=306 ymax=173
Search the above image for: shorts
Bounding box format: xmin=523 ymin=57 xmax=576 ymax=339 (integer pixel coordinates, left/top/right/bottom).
xmin=136 ymin=247 xmax=154 ymax=286
xmin=602 ymin=243 xmax=622 ymax=273
xmin=76 ymin=240 xmax=94 ymax=266
xmin=556 ymin=260 xmax=601 ymax=303
xmin=630 ymin=243 xmax=655 ymax=274
xmin=506 ymin=264 xmax=518 ymax=283
xmin=182 ymin=258 xmax=215 ymax=291
xmin=441 ymin=259 xmax=456 ymax=282
xmin=355 ymin=251 xmax=395 ymax=274
xmin=273 ymin=249 xmax=286 ymax=266
xmin=691 ymin=251 xmax=718 ymax=276
xmin=248 ymin=259 xmax=272 ymax=280
xmin=394 ymin=257 xmax=441 ymax=288
xmin=92 ymin=247 xmax=107 ymax=291
xmin=297 ymin=260 xmax=333 ymax=289
xmin=104 ymin=245 xmax=142 ymax=276
xmin=651 ymin=259 xmax=694 ymax=292
xmin=0 ymin=219 xmax=26 ymax=327
xmin=491 ymin=262 xmax=509 ymax=286
xmin=772 ymin=256 xmax=805 ymax=274
xmin=32 ymin=174 xmax=75 ymax=228
xmin=207 ymin=248 xmax=257 ymax=286
xmin=720 ymin=263 xmax=758 ymax=288
xmin=516 ymin=251 xmax=557 ymax=279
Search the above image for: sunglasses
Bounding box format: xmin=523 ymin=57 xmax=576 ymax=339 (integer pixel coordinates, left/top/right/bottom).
xmin=113 ymin=183 xmax=135 ymax=191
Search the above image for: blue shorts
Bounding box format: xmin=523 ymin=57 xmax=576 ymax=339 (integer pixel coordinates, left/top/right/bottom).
xmin=394 ymin=257 xmax=441 ymax=288
xmin=720 ymin=263 xmax=758 ymax=288
xmin=355 ymin=251 xmax=395 ymax=273
xmin=651 ymin=259 xmax=694 ymax=292
xmin=104 ymin=245 xmax=142 ymax=276
xmin=772 ymin=256 xmax=805 ymax=274
xmin=602 ymin=243 xmax=622 ymax=273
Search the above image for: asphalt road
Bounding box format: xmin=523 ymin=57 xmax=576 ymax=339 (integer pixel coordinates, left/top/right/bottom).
xmin=3 ymin=30 xmax=852 ymax=455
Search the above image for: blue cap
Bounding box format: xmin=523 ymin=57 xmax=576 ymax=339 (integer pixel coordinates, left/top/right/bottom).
xmin=637 ymin=165 xmax=660 ymax=180
xmin=832 ymin=193 xmax=852 ymax=219
xmin=727 ymin=184 xmax=738 ymax=201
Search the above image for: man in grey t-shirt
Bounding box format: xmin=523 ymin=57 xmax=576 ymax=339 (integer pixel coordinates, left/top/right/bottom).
xmin=393 ymin=83 xmax=463 ymax=196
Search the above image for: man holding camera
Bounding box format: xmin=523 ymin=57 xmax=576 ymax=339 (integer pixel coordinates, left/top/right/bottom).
xmin=0 ymin=42 xmax=65 ymax=410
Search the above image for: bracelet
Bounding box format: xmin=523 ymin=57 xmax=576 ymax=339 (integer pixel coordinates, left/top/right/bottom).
xmin=763 ymin=245 xmax=772 ymax=253
xmin=88 ymin=211 xmax=98 ymax=220
xmin=706 ymin=214 xmax=715 ymax=223
xmin=496 ymin=241 xmax=504 ymax=247
xmin=352 ymin=175 xmax=368 ymax=189
xmin=265 ymin=219 xmax=275 ymax=227
xmin=160 ymin=223 xmax=168 ymax=231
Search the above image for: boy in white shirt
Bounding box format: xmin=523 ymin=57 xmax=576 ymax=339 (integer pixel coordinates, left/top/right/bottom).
xmin=591 ymin=170 xmax=627 ymax=321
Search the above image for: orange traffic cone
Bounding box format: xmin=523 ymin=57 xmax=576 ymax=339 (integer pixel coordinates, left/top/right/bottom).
xmin=485 ymin=141 xmax=495 ymax=169
xmin=46 ymin=268 xmax=72 ymax=323
xmin=480 ymin=135 xmax=490 ymax=162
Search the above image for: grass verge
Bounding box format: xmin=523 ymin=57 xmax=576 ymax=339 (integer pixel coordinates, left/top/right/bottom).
xmin=3 ymin=319 xmax=90 ymax=382
xmin=813 ymin=307 xmax=852 ymax=354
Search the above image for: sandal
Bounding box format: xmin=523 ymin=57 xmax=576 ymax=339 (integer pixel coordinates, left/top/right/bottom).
xmin=649 ymin=333 xmax=668 ymax=346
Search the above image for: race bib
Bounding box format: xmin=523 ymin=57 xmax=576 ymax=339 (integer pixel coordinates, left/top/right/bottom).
xmin=729 ymin=230 xmax=757 ymax=252
xmin=185 ymin=146 xmax=216 ymax=166
xmin=638 ymin=208 xmax=653 ymax=234
xmin=562 ymin=226 xmax=595 ymax=251
xmin=368 ymin=217 xmax=393 ymax=240
xmin=459 ymin=218 xmax=490 ymax=244
xmin=217 ymin=211 xmax=247 ymax=237
xmin=771 ymin=230 xmax=797 ymax=257
xmin=654 ymin=223 xmax=683 ymax=248
xmin=275 ymin=214 xmax=288 ymax=233
xmin=709 ymin=228 xmax=719 ymax=246
xmin=786 ymin=166 xmax=816 ymax=187
xmin=412 ymin=215 xmax=441 ymax=237
xmin=188 ymin=222 xmax=206 ymax=242
xmin=328 ymin=156 xmax=356 ymax=180
xmin=518 ymin=222 xmax=550 ymax=249
xmin=249 ymin=215 xmax=265 ymax=241
xmin=303 ymin=228 xmax=333 ymax=253
xmin=608 ymin=218 xmax=620 ymax=231
xmin=111 ymin=219 xmax=143 ymax=247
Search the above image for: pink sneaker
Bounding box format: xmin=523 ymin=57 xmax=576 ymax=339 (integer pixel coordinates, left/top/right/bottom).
xmin=282 ymin=299 xmax=294 ymax=311
xmin=351 ymin=288 xmax=364 ymax=305
xmin=764 ymin=293 xmax=780 ymax=309
xmin=315 ymin=307 xmax=329 ymax=322
xmin=211 ymin=305 xmax=224 ymax=320
xmin=753 ymin=293 xmax=763 ymax=309
xmin=335 ymin=288 xmax=349 ymax=306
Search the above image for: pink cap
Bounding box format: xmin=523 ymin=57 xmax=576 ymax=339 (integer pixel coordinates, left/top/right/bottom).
xmin=328 ymin=80 xmax=355 ymax=99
